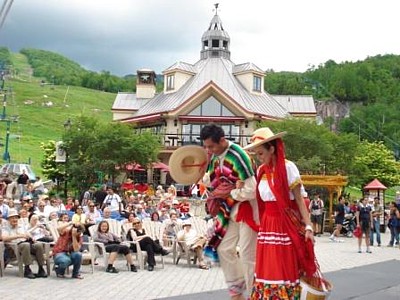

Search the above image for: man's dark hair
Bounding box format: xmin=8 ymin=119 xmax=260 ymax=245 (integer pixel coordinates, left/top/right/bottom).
xmin=200 ymin=124 xmax=225 ymax=143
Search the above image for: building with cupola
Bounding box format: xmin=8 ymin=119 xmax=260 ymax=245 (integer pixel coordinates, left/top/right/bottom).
xmin=111 ymin=6 xmax=316 ymax=184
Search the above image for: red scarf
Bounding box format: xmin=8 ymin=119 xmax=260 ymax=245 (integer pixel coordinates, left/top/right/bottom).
xmin=256 ymin=139 xmax=317 ymax=277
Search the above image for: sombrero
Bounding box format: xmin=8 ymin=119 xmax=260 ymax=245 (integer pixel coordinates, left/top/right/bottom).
xmin=243 ymin=127 xmax=286 ymax=150
xmin=169 ymin=145 xmax=208 ymax=185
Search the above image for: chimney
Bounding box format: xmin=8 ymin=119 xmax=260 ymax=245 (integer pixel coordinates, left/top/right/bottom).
xmin=136 ymin=69 xmax=156 ymax=99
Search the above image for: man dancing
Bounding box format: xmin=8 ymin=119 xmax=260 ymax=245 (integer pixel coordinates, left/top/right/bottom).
xmin=200 ymin=124 xmax=258 ymax=300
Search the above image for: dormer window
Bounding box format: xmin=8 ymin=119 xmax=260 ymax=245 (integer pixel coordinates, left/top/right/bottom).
xmin=253 ymin=75 xmax=262 ymax=92
xmin=166 ymin=74 xmax=175 ymax=91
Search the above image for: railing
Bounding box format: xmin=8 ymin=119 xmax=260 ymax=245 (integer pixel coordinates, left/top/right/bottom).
xmin=159 ymin=132 xmax=252 ymax=149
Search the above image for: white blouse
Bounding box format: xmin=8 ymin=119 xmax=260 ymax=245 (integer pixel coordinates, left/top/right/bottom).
xmin=257 ymin=160 xmax=301 ymax=202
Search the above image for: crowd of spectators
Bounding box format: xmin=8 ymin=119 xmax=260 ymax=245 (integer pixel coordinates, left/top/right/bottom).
xmin=0 ymin=177 xmax=208 ymax=279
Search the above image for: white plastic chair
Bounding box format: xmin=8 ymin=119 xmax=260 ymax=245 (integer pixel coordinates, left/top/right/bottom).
xmin=47 ymin=220 xmax=96 ymax=273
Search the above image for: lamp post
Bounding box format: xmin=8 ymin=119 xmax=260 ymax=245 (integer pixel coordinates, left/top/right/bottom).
xmin=63 ymin=119 xmax=72 ymax=198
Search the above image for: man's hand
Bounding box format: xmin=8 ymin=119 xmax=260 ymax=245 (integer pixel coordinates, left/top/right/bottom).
xmin=236 ymin=180 xmax=244 ymax=189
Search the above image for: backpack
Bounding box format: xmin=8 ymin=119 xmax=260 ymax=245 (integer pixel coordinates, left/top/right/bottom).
xmin=79 ymin=190 xmax=92 ymax=203
xmin=311 ymin=200 xmax=321 ymax=210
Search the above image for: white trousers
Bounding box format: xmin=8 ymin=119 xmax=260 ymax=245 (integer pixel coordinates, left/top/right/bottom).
xmin=217 ymin=220 xmax=257 ymax=296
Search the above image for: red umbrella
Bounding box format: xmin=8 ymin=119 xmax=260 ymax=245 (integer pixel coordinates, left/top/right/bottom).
xmin=134 ymin=164 xmax=146 ymax=172
xmin=152 ymin=162 xmax=169 ymax=172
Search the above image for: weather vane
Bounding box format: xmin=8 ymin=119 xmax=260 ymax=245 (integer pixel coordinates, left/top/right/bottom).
xmin=214 ymin=3 xmax=219 ymax=15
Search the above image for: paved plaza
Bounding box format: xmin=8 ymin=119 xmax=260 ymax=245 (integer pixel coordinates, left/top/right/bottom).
xmin=0 ymin=231 xmax=399 ymax=300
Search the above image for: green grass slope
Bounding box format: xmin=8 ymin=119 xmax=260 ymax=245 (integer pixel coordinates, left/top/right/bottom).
xmin=1 ymin=53 xmax=116 ymax=175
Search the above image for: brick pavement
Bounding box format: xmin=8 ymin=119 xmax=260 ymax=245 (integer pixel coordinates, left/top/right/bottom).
xmin=0 ymin=231 xmax=399 ymax=300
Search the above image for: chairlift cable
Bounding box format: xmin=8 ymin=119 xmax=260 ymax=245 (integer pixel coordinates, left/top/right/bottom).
xmin=0 ymin=0 xmax=14 ymax=31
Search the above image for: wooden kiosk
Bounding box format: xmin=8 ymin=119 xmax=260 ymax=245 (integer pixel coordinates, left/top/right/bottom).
xmin=301 ymin=175 xmax=348 ymax=231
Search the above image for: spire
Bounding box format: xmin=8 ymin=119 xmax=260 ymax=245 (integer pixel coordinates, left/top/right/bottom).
xmin=200 ymin=4 xmax=230 ymax=60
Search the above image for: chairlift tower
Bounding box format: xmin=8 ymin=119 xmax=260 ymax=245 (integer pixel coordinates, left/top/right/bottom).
xmin=0 ymin=87 xmax=18 ymax=163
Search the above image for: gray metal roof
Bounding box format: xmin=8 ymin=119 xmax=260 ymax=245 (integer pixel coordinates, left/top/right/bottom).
xmin=112 ymin=92 xmax=149 ymax=111
xmin=163 ymin=61 xmax=197 ymax=74
xmin=271 ymin=95 xmax=316 ymax=114
xmin=133 ymin=57 xmax=289 ymax=119
xmin=233 ymin=62 xmax=265 ymax=74
xmin=202 ymin=14 xmax=230 ymax=40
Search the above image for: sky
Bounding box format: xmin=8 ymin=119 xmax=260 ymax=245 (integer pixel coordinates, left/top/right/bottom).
xmin=0 ymin=0 xmax=399 ymax=76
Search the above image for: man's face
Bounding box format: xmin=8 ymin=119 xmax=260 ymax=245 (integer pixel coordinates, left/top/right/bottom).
xmin=203 ymin=137 xmax=227 ymax=156
xmin=8 ymin=216 xmax=18 ymax=227
xmin=104 ymin=209 xmax=111 ymax=218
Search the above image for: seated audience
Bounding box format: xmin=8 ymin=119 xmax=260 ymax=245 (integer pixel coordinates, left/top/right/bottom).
xmin=150 ymin=211 xmax=161 ymax=223
xmin=27 ymin=214 xmax=53 ymax=242
xmin=164 ymin=211 xmax=182 ymax=240
xmin=127 ymin=217 xmax=170 ymax=271
xmin=1 ymin=209 xmax=48 ymax=278
xmin=101 ymin=207 xmax=112 ymax=221
xmin=72 ymin=205 xmax=87 ymax=225
xmin=93 ymin=220 xmax=137 ymax=273
xmin=135 ymin=204 xmax=150 ymax=221
xmin=85 ymin=201 xmax=102 ymax=225
xmin=64 ymin=197 xmax=74 ymax=211
xmin=177 ymin=219 xmax=208 ymax=269
xmin=159 ymin=208 xmax=170 ymax=222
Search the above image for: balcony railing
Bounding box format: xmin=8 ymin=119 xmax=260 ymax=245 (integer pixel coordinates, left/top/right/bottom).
xmin=159 ymin=132 xmax=252 ymax=149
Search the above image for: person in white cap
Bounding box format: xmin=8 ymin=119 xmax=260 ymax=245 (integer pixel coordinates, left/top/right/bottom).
xmin=2 ymin=209 xmax=47 ymax=279
xmin=177 ymin=219 xmax=208 ymax=269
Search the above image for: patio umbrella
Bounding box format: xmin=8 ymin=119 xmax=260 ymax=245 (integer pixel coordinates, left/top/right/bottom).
xmin=152 ymin=162 xmax=170 ymax=172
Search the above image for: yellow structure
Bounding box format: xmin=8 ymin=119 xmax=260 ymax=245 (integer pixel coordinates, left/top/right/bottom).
xmin=301 ymin=175 xmax=348 ymax=231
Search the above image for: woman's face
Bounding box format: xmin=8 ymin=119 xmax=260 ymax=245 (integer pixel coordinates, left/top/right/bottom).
xmin=254 ymin=144 xmax=274 ymax=165
xmin=61 ymin=214 xmax=69 ymax=222
xmin=128 ymin=213 xmax=135 ymax=222
xmin=100 ymin=222 xmax=108 ymax=232
xmin=133 ymin=219 xmax=141 ymax=229
xmin=152 ymin=213 xmax=159 ymax=221
xmin=50 ymin=212 xmax=58 ymax=220
xmin=19 ymin=209 xmax=28 ymax=218
xmin=30 ymin=216 xmax=38 ymax=225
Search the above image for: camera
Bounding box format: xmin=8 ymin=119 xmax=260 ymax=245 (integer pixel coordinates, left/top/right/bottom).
xmin=72 ymin=224 xmax=83 ymax=232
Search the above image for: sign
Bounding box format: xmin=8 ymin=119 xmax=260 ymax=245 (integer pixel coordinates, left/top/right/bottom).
xmin=55 ymin=141 xmax=66 ymax=162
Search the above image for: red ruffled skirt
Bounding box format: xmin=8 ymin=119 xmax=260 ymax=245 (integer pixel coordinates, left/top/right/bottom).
xmin=251 ymin=201 xmax=301 ymax=299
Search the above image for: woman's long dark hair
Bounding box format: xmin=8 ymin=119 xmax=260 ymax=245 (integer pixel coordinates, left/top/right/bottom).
xmin=98 ymin=220 xmax=109 ymax=233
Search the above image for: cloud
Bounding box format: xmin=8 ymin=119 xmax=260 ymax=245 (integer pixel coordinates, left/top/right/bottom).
xmin=1 ymin=0 xmax=400 ymax=76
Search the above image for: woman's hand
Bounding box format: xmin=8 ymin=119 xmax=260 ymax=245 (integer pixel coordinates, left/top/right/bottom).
xmin=305 ymin=225 xmax=315 ymax=244
xmin=305 ymin=230 xmax=315 ymax=244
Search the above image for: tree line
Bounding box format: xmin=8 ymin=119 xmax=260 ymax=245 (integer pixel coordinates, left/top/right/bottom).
xmin=265 ymin=54 xmax=400 ymax=157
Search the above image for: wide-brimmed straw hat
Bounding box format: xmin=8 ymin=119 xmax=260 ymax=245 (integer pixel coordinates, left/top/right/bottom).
xmin=243 ymin=127 xmax=286 ymax=150
xmin=169 ymin=145 xmax=208 ymax=185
